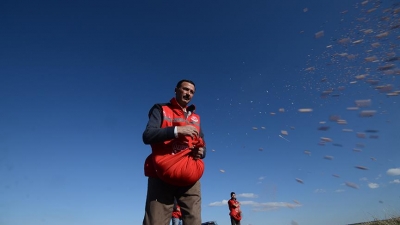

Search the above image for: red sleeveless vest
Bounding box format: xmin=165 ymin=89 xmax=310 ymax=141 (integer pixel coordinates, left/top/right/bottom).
xmin=229 ymin=199 xmax=242 ymax=221
xmin=144 ymin=98 xmax=205 ymax=186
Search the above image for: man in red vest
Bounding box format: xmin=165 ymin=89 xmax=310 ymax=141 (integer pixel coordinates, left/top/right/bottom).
xmin=171 ymin=204 xmax=182 ymax=225
xmin=228 ymin=192 xmax=242 ymax=225
xmin=142 ymin=79 xmax=206 ymax=225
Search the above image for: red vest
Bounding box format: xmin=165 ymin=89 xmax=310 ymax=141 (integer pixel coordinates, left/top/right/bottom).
xmin=171 ymin=205 xmax=182 ymax=219
xmin=228 ymin=199 xmax=242 ymax=221
xmin=144 ymin=98 xmax=205 ymax=186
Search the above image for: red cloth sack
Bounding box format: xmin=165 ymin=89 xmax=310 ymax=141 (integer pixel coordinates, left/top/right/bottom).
xmin=153 ymin=148 xmax=204 ymax=186
xmin=153 ymin=137 xmax=205 ymax=186
xmin=232 ymin=211 xmax=242 ymax=221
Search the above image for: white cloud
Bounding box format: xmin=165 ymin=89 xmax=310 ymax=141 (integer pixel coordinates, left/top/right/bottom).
xmin=360 ymin=177 xmax=368 ymax=181
xmin=258 ymin=176 xmax=265 ymax=180
xmin=240 ymin=200 xmax=258 ymax=205
xmin=387 ymin=168 xmax=400 ymax=176
xmin=335 ymin=189 xmax=345 ymax=193
xmin=368 ymin=183 xmax=379 ymax=189
xmin=314 ymin=189 xmax=326 ymax=193
xmin=208 ymin=200 xmax=301 ymax=211
xmin=249 ymin=201 xmax=302 ymax=211
xmin=238 ymin=193 xmax=258 ymax=198
xmin=209 ymin=200 xmax=228 ymax=206
xmin=390 ymin=179 xmax=400 ymax=184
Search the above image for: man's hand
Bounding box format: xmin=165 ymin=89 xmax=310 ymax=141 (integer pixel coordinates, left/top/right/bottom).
xmin=191 ymin=147 xmax=204 ymax=159
xmin=177 ymin=125 xmax=199 ymax=138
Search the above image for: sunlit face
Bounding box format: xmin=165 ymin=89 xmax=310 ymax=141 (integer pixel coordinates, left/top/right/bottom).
xmin=175 ymin=82 xmax=195 ymax=107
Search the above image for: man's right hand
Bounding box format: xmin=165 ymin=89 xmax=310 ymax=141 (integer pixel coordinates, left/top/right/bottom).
xmin=176 ymin=125 xmax=198 ymax=138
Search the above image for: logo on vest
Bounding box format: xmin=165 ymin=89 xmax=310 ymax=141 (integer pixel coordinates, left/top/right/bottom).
xmin=172 ymin=142 xmax=189 ymax=154
xmin=190 ymin=116 xmax=198 ymax=123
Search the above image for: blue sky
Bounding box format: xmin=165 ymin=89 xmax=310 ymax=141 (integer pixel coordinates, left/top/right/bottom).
xmin=1 ymin=0 xmax=400 ymax=225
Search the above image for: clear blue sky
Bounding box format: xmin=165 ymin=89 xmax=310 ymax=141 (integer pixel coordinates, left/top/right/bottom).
xmin=1 ymin=0 xmax=400 ymax=225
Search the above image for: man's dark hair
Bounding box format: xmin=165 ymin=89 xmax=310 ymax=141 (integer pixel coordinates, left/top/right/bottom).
xmin=231 ymin=192 xmax=235 ymax=196
xmin=176 ymin=79 xmax=195 ymax=88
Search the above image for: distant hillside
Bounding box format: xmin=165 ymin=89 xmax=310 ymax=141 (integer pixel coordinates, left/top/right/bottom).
xmin=348 ymin=217 xmax=400 ymax=225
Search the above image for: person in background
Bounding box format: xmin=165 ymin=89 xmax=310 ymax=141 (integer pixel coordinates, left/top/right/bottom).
xmin=142 ymin=79 xmax=206 ymax=225
xmin=171 ymin=203 xmax=182 ymax=225
xmin=228 ymin=192 xmax=242 ymax=225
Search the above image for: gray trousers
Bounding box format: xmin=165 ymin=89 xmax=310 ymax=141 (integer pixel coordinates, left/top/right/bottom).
xmin=230 ymin=216 xmax=241 ymax=225
xmin=143 ymin=177 xmax=202 ymax=225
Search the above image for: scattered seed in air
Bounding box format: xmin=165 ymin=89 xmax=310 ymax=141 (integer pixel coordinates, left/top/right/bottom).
xmin=298 ymin=108 xmax=313 ymax=113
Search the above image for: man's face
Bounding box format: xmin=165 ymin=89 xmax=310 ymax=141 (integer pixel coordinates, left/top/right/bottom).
xmin=175 ymin=82 xmax=195 ymax=107
xmin=231 ymin=194 xmax=236 ymax=199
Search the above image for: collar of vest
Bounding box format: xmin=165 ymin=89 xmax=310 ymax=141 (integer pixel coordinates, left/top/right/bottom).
xmin=170 ymin=97 xmax=196 ymax=113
